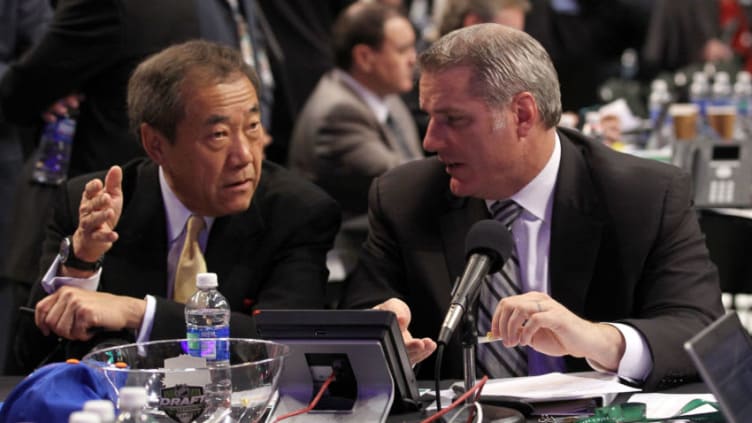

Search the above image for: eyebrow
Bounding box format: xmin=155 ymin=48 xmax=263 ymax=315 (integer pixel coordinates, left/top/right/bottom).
xmin=203 ymin=104 xmax=260 ymax=126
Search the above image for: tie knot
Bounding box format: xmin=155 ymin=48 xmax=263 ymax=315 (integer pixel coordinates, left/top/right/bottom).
xmin=491 ymin=200 xmax=522 ymax=228
xmin=186 ymin=215 xmax=205 ymax=238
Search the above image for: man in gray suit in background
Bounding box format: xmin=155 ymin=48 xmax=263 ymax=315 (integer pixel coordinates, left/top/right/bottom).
xmin=288 ymin=1 xmax=422 ymax=219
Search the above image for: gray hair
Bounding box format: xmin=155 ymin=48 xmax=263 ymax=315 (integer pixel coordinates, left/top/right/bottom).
xmin=127 ymin=40 xmax=261 ymax=143
xmin=419 ymin=23 xmax=561 ymax=128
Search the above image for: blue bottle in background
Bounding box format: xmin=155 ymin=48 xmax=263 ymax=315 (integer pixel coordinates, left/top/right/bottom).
xmin=31 ymin=112 xmax=77 ymax=185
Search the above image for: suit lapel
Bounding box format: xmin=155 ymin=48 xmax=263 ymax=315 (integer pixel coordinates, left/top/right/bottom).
xmin=439 ymin=191 xmax=489 ymax=290
xmin=205 ymin=199 xmax=265 ymax=289
xmin=329 ymin=72 xmax=410 ymax=157
xmin=106 ymin=161 xmax=169 ymax=298
xmin=549 ymin=132 xmax=605 ymax=315
xmin=385 ymin=96 xmax=422 ymax=159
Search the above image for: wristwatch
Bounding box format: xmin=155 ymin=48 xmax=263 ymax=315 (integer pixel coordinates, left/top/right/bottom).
xmin=58 ymin=236 xmax=103 ymax=271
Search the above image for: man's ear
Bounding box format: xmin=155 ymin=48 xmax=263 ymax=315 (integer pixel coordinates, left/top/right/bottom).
xmin=140 ymin=123 xmax=168 ymax=165
xmin=513 ymin=92 xmax=537 ymax=138
xmin=352 ymin=44 xmax=375 ymax=73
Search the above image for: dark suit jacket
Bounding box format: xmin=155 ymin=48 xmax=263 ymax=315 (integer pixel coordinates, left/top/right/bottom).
xmin=13 ymin=158 xmax=341 ymax=373
xmin=0 ymin=0 xmax=294 ymax=301
xmin=341 ymin=127 xmax=724 ymax=390
xmin=288 ymin=70 xmax=422 ymax=218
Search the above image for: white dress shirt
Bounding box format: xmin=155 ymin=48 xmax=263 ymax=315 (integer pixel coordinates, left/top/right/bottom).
xmin=483 ymin=134 xmax=652 ymax=382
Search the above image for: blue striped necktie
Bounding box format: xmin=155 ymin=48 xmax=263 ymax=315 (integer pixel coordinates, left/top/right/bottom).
xmin=476 ymin=199 xmax=528 ymax=378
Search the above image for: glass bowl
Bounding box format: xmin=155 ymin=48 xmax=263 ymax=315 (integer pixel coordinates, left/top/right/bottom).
xmin=82 ymin=338 xmax=289 ymax=423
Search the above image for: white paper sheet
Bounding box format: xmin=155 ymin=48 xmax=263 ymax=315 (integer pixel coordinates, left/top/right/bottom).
xmin=628 ymin=393 xmax=717 ymax=419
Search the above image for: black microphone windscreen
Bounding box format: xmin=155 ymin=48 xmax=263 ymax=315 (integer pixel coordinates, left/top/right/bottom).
xmin=464 ymin=219 xmax=514 ymax=274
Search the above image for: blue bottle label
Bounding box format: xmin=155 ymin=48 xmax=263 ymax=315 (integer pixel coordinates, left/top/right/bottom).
xmin=186 ymin=325 xmax=230 ymax=361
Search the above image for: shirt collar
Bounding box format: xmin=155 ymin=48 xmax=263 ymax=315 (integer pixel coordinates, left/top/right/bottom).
xmin=159 ymin=167 xmax=215 ymax=243
xmin=485 ymin=132 xmax=561 ymax=221
xmin=335 ymin=68 xmax=391 ymax=124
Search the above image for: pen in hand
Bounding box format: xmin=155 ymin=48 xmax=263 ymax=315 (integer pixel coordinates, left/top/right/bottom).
xmin=18 ymin=305 xmax=105 ymax=335
xmin=478 ymin=331 xmax=503 ymax=344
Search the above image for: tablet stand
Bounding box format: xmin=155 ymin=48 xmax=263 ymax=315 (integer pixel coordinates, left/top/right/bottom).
xmin=271 ymin=340 xmax=394 ymax=422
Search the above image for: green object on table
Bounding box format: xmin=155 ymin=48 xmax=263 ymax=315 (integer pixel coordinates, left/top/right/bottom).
xmin=573 ymin=399 xmax=724 ymax=422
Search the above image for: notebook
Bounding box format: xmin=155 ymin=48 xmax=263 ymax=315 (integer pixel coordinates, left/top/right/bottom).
xmin=684 ymin=311 xmax=752 ymax=423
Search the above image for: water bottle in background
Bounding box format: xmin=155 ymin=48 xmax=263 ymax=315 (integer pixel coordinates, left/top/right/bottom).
xmin=646 ymin=80 xmax=673 ymax=149
xmin=734 ymin=71 xmax=752 ymax=137
xmin=690 ymin=72 xmax=710 ymax=122
xmin=185 ymin=272 xmax=230 ymax=364
xmin=620 ymin=48 xmax=639 ymax=80
xmin=31 ymin=110 xmax=77 ymax=185
xmin=709 ymin=72 xmax=736 ymax=140
xmin=70 ymin=411 xmax=102 ymax=423
xmin=83 ymin=399 xmax=116 ymax=423
xmin=115 ymin=387 xmax=156 ymax=422
xmin=711 ymin=72 xmax=733 ymax=105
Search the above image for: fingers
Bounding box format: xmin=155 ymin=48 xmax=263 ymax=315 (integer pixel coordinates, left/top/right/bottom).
xmin=374 ymin=297 xmax=412 ymax=331
xmin=75 ymin=167 xmax=123 ymax=257
xmin=104 ymin=165 xmax=123 ymax=198
xmin=494 ymin=293 xmax=551 ymax=347
xmin=405 ymin=337 xmax=437 ymax=366
xmin=34 ymin=288 xmax=99 ymax=341
xmin=373 ymin=298 xmax=436 ymax=365
xmin=42 ymin=94 xmax=83 ymax=123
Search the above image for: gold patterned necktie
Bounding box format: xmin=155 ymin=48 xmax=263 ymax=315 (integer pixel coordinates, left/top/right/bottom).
xmin=173 ymin=215 xmax=207 ymax=303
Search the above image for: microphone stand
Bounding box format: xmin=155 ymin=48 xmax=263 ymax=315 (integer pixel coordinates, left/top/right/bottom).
xmin=461 ymin=301 xmax=479 ymax=405
xmin=460 ymin=290 xmax=525 ymax=423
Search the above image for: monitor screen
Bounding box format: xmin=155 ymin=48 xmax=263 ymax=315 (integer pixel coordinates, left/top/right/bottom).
xmin=685 ymin=312 xmax=752 ymax=423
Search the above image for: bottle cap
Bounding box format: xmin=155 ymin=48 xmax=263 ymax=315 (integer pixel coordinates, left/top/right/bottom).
xmin=69 ymin=411 xmax=102 ymax=423
xmin=118 ymin=386 xmax=148 ymax=409
xmin=196 ymin=272 xmax=218 ymax=289
xmin=737 ymin=70 xmax=751 ymax=84
xmin=83 ymin=399 xmax=115 ymax=421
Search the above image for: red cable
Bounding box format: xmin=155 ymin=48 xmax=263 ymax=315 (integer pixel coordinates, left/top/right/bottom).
xmin=273 ymin=372 xmax=337 ymax=422
xmin=420 ymin=375 xmax=489 ymax=423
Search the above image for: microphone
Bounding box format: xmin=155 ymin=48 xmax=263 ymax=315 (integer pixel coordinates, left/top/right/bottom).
xmin=437 ymin=219 xmax=514 ymax=345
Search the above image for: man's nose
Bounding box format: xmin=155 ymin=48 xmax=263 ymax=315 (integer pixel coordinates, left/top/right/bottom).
xmin=422 ymin=119 xmax=443 ymax=152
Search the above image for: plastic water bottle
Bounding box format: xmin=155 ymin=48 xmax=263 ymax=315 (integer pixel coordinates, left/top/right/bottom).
xmin=185 ymin=272 xmax=230 ymax=364
xmin=70 ymin=411 xmax=102 ymax=423
xmin=185 ymin=273 xmax=232 ymax=418
xmin=83 ymin=400 xmax=116 ymax=423
xmin=690 ymin=73 xmax=710 ymax=119
xmin=116 ymin=387 xmax=156 ymax=422
xmin=31 ymin=111 xmax=77 ymax=185
xmin=711 ymin=72 xmax=733 ymax=106
xmin=647 ymin=80 xmax=673 ymax=149
xmin=734 ymin=71 xmax=752 ymax=137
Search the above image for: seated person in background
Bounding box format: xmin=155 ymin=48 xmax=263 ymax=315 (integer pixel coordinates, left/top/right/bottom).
xmin=438 ymin=0 xmax=531 ymax=35
xmin=13 ymin=40 xmax=341 ymax=373
xmin=288 ymin=2 xmax=423 ymax=219
xmin=341 ymin=24 xmax=724 ymax=390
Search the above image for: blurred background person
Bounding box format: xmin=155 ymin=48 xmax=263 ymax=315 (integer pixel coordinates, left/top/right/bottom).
xmin=288 ymin=2 xmax=422 ymax=221
xmin=0 ymin=0 xmax=52 ymax=375
xmin=642 ymin=0 xmax=735 ymax=79
xmin=524 ymin=0 xmax=650 ymax=113
xmin=258 ymin=0 xmax=355 ymax=164
xmin=438 ymin=0 xmax=531 ymax=35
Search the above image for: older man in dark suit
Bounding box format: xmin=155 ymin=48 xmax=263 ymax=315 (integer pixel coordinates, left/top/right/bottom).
xmin=13 ymin=41 xmax=340 ymax=373
xmin=341 ymin=24 xmax=723 ymax=390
